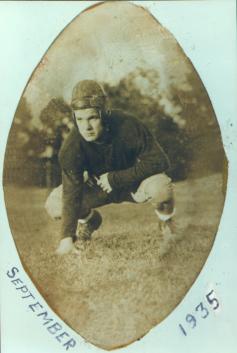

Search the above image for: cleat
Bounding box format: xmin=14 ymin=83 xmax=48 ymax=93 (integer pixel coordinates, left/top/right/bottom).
xmin=76 ymin=210 xmax=102 ymax=241
xmin=74 ymin=238 xmax=88 ymax=252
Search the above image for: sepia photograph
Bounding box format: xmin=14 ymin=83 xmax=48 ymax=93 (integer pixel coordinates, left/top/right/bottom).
xmin=2 ymin=1 xmax=228 ymax=350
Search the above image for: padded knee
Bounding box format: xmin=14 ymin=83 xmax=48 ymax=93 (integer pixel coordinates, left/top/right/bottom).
xmin=45 ymin=184 xmax=63 ymax=219
xmin=132 ymin=173 xmax=173 ymax=204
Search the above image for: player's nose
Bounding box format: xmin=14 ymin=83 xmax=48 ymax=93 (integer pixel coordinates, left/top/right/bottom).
xmin=85 ymin=121 xmax=92 ymax=130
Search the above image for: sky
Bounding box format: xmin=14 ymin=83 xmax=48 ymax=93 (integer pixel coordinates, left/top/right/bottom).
xmin=24 ymin=1 xmax=192 ymax=120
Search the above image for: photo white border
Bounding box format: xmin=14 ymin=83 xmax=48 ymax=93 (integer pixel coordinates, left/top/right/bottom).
xmin=1 ymin=1 xmax=236 ymax=353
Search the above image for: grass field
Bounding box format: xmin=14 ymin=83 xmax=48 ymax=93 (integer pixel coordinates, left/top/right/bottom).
xmin=4 ymin=173 xmax=225 ymax=350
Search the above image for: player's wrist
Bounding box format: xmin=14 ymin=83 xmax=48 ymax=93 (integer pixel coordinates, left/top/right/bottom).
xmin=107 ymin=172 xmax=116 ymax=189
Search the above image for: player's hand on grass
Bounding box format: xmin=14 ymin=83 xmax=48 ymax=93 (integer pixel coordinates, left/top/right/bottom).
xmin=56 ymin=237 xmax=74 ymax=255
xmin=96 ymin=173 xmax=112 ymax=193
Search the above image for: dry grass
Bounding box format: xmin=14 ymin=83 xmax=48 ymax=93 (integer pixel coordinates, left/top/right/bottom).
xmin=4 ymin=173 xmax=225 ymax=350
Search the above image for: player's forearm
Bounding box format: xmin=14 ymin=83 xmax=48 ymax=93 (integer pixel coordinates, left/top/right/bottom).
xmin=60 ymin=171 xmax=84 ymax=239
xmin=107 ymin=126 xmax=171 ymax=189
xmin=61 ymin=196 xmax=81 ymax=239
xmin=108 ymin=153 xmax=169 ymax=190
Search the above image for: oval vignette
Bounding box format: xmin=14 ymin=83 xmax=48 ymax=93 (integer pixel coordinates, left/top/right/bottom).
xmin=3 ymin=1 xmax=227 ymax=350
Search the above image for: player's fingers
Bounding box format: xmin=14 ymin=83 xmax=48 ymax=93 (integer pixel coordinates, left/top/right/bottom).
xmin=106 ymin=184 xmax=111 ymax=191
xmin=103 ymin=185 xmax=110 ymax=192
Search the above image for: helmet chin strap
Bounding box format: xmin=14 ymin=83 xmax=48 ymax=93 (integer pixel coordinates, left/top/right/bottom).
xmin=72 ymin=111 xmax=77 ymax=128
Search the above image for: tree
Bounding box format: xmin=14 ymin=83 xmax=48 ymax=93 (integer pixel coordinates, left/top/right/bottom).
xmin=104 ymin=67 xmax=191 ymax=180
xmin=39 ymin=97 xmax=73 ymax=158
xmin=4 ymin=97 xmax=38 ymax=185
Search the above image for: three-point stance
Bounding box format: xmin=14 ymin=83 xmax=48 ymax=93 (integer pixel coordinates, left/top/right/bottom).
xmin=45 ymin=80 xmax=175 ymax=255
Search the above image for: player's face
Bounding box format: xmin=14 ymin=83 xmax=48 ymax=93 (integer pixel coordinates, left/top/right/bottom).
xmin=74 ymin=108 xmax=104 ymax=142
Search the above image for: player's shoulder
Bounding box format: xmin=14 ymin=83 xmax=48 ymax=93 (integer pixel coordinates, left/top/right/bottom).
xmin=58 ymin=126 xmax=81 ymax=166
xmin=109 ymin=109 xmax=144 ymax=133
xmin=110 ymin=109 xmax=138 ymax=123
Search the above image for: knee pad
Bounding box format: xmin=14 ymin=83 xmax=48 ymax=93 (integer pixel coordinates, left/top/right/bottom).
xmin=45 ymin=184 xmax=63 ymax=219
xmin=132 ymin=173 xmax=173 ymax=203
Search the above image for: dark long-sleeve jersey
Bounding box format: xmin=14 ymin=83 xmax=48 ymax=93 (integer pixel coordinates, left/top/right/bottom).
xmin=59 ymin=110 xmax=170 ymax=238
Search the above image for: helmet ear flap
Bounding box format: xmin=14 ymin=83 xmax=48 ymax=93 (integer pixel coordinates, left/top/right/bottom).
xmin=72 ymin=111 xmax=77 ymax=127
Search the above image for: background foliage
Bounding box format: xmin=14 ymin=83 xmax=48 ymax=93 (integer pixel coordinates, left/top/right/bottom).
xmin=4 ymin=68 xmax=224 ymax=187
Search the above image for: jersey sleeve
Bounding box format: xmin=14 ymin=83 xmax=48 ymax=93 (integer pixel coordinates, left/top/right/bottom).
xmin=108 ymin=120 xmax=170 ymax=189
xmin=58 ymin=129 xmax=85 ymax=239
